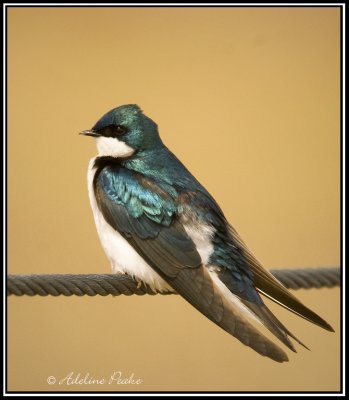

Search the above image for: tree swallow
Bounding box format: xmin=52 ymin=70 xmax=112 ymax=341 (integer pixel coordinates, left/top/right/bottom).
xmin=81 ymin=104 xmax=333 ymax=362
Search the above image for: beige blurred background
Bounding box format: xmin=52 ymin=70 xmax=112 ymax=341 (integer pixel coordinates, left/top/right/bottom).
xmin=7 ymin=7 xmax=340 ymax=392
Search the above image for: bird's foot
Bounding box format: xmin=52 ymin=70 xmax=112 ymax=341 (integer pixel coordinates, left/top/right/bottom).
xmin=134 ymin=277 xmax=143 ymax=289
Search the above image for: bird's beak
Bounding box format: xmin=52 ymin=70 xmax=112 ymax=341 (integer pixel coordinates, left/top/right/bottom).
xmin=79 ymin=129 xmax=100 ymax=137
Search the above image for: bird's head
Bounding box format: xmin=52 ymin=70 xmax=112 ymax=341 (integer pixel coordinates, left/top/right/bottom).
xmin=80 ymin=104 xmax=162 ymax=158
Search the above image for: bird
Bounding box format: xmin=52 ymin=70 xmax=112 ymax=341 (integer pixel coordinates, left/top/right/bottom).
xmin=80 ymin=104 xmax=333 ymax=362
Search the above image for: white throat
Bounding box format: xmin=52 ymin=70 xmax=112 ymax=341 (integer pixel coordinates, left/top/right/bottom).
xmin=96 ymin=137 xmax=135 ymax=158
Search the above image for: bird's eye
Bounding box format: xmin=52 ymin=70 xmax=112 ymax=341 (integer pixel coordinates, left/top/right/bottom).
xmin=113 ymin=125 xmax=128 ymax=135
xmin=102 ymin=125 xmax=128 ymax=137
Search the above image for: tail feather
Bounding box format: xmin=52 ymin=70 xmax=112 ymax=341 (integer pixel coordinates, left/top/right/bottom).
xmin=169 ymin=267 xmax=289 ymax=362
xmin=215 ymin=267 xmax=309 ymax=352
xmin=240 ymin=300 xmax=310 ymax=351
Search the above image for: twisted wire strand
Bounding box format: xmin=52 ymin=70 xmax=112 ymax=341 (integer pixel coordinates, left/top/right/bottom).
xmin=7 ymin=267 xmax=340 ymax=297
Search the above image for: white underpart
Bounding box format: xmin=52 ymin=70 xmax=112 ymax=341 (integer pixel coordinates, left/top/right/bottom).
xmin=96 ymin=137 xmax=135 ymax=158
xmin=182 ymin=213 xmax=260 ymax=322
xmin=182 ymin=222 xmax=214 ymax=265
xmin=179 ymin=216 xmax=259 ymax=322
xmin=88 ymin=140 xmax=260 ymax=315
xmin=208 ymin=270 xmax=261 ymax=323
xmin=88 ymin=157 xmax=173 ymax=292
xmin=88 ymin=139 xmax=218 ymax=292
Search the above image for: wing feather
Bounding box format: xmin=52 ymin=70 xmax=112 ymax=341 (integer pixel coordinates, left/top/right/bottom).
xmin=94 ymin=164 xmax=289 ymax=362
xmin=227 ymin=225 xmax=334 ymax=332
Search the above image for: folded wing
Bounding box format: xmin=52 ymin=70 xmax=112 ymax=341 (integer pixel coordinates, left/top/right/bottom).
xmin=94 ymin=164 xmax=289 ymax=362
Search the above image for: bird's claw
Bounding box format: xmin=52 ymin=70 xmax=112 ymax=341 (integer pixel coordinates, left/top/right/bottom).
xmin=135 ymin=279 xmax=142 ymax=289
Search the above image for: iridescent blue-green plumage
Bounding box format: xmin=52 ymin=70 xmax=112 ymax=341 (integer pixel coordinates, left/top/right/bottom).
xmin=93 ymin=104 xmax=162 ymax=152
xmin=83 ymin=104 xmax=333 ymax=363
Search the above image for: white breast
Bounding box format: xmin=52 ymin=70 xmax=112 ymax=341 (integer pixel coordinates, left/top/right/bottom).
xmin=87 ymin=158 xmax=173 ymax=293
xmin=87 ymin=153 xmax=219 ymax=295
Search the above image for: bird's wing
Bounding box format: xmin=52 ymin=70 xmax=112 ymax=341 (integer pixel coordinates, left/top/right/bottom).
xmin=183 ymin=188 xmax=333 ymax=350
xmin=227 ymin=224 xmax=334 ymax=332
xmin=94 ymin=164 xmax=289 ymax=362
